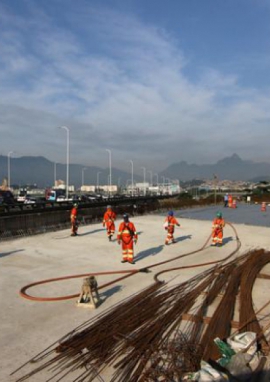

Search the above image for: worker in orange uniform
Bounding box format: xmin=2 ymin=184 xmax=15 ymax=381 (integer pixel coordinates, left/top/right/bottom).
xmin=70 ymin=203 xmax=79 ymax=236
xmin=164 ymin=211 xmax=180 ymax=245
xmin=103 ymin=205 xmax=116 ymax=241
xmin=211 ymin=211 xmax=225 ymax=247
xmin=117 ymin=213 xmax=138 ymax=264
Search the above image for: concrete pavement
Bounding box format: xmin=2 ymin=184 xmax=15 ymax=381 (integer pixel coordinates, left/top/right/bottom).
xmin=1 ymin=205 xmax=270 ymax=381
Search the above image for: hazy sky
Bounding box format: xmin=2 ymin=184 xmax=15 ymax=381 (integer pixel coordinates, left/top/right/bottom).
xmin=1 ymin=0 xmax=270 ymax=174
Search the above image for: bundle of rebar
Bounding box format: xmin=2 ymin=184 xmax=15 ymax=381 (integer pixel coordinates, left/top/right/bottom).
xmin=14 ymin=249 xmax=270 ymax=382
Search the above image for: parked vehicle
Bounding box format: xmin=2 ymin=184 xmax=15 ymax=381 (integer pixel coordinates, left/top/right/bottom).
xmin=45 ymin=189 xmax=66 ymax=202
xmin=0 ymin=190 xmax=15 ymax=205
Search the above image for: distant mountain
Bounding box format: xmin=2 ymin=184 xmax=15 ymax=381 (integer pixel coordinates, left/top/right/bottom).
xmin=0 ymin=155 xmax=141 ymax=189
xmin=160 ymin=154 xmax=270 ymax=182
xmin=1 ymin=154 xmax=269 ymax=188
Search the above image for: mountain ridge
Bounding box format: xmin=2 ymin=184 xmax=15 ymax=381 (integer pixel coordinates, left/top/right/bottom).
xmin=0 ymin=154 xmax=269 ymax=188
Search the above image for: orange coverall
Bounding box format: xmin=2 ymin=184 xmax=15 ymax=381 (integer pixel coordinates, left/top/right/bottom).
xmin=212 ymin=218 xmax=225 ymax=245
xmin=164 ymin=216 xmax=180 ymax=244
xmin=103 ymin=209 xmax=116 ymax=240
xmin=117 ymin=221 xmax=138 ymax=263
xmin=70 ymin=207 xmax=78 ymax=236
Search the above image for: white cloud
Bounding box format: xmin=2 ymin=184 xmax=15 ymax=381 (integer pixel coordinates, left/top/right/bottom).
xmin=0 ymin=1 xmax=270 ymax=171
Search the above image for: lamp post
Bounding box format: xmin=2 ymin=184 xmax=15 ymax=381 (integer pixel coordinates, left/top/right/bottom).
xmin=161 ymin=176 xmax=165 ymax=194
xmin=148 ymin=170 xmax=153 ymax=186
xmin=213 ymin=174 xmax=218 ymax=205
xmin=106 ymin=149 xmax=112 ymax=196
xmin=141 ymin=166 xmax=146 ymax=196
xmin=82 ymin=167 xmax=87 ymax=187
xmin=7 ymin=151 xmax=14 ymax=189
xmin=58 ymin=126 xmax=70 ymax=200
xmin=129 ymin=160 xmax=134 ymax=197
xmin=54 ymin=162 xmax=57 ymax=187
xmin=96 ymin=171 xmax=101 ymax=191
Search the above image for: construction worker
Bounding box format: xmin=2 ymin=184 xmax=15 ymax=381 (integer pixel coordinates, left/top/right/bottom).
xmin=117 ymin=213 xmax=138 ymax=264
xmin=103 ymin=205 xmax=116 ymax=241
xmin=211 ymin=211 xmax=225 ymax=247
xmin=70 ymin=203 xmax=79 ymax=236
xmin=164 ymin=210 xmax=180 ymax=245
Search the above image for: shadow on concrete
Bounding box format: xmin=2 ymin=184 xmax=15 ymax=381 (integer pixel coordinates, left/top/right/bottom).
xmin=99 ymin=285 xmax=122 ymax=303
xmin=0 ymin=249 xmax=25 ymax=259
xmin=223 ymin=236 xmax=234 ymax=245
xmin=78 ymin=228 xmax=105 ymax=236
xmin=135 ymin=244 xmax=164 ymax=262
xmin=174 ymin=234 xmax=192 ymax=243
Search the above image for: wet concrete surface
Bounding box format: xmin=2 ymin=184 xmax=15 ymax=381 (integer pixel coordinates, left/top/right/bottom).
xmin=177 ymin=202 xmax=270 ymax=227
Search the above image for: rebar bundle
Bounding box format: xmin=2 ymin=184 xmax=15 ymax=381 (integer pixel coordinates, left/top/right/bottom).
xmin=14 ymin=249 xmax=270 ymax=382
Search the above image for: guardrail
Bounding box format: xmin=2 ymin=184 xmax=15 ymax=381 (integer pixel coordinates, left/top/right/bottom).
xmin=0 ymin=196 xmax=161 ymax=241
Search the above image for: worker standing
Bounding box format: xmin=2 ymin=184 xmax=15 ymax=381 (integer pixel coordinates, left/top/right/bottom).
xmin=211 ymin=211 xmax=225 ymax=247
xmin=164 ymin=211 xmax=180 ymax=245
xmin=103 ymin=205 xmax=116 ymax=241
xmin=224 ymin=193 xmax=229 ymax=207
xmin=117 ymin=213 xmax=138 ymax=264
xmin=70 ymin=203 xmax=79 ymax=236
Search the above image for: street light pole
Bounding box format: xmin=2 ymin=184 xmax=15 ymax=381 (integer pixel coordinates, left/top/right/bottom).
xmin=58 ymin=126 xmax=70 ymax=200
xmin=148 ymin=170 xmax=153 ymax=186
xmin=82 ymin=167 xmax=87 ymax=187
xmin=154 ymin=173 xmax=159 ymax=186
xmin=54 ymin=162 xmax=57 ymax=187
xmin=129 ymin=160 xmax=134 ymax=197
xmin=161 ymin=176 xmax=165 ymax=194
xmin=141 ymin=167 xmax=146 ymax=196
xmin=96 ymin=171 xmax=101 ymax=191
xmin=7 ymin=151 xmax=14 ymax=189
xmin=106 ymin=149 xmax=112 ymax=196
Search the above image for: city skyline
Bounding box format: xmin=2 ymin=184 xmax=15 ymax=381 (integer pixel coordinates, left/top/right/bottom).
xmin=1 ymin=1 xmax=270 ymax=172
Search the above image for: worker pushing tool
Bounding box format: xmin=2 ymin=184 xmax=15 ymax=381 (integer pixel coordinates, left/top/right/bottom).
xmin=117 ymin=213 xmax=138 ymax=264
xmin=211 ymin=211 xmax=225 ymax=247
xmin=103 ymin=205 xmax=116 ymax=241
xmin=70 ymin=203 xmax=79 ymax=236
xmin=164 ymin=210 xmax=180 ymax=245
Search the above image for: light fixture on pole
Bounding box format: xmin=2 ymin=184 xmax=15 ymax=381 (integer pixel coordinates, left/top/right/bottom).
xmin=129 ymin=160 xmax=134 ymax=197
xmin=82 ymin=167 xmax=87 ymax=187
xmin=7 ymin=151 xmax=14 ymax=189
xmin=141 ymin=166 xmax=146 ymax=196
xmin=58 ymin=126 xmax=70 ymax=200
xmin=105 ymin=149 xmax=112 ymax=196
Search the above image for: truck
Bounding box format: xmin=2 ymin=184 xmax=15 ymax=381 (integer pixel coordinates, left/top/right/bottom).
xmin=45 ymin=188 xmax=66 ymax=202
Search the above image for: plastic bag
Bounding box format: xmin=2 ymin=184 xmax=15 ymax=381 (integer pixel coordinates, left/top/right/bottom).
xmin=226 ymin=352 xmax=252 ymax=378
xmin=194 ymin=361 xmax=229 ymax=381
xmin=227 ymin=331 xmax=257 ymax=356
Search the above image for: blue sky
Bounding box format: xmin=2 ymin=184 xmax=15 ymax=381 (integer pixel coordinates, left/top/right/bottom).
xmin=1 ymin=0 xmax=270 ymax=174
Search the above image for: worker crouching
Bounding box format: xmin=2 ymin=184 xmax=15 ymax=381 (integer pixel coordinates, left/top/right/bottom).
xmin=164 ymin=211 xmax=180 ymax=245
xmin=211 ymin=211 xmax=225 ymax=247
xmin=117 ymin=214 xmax=138 ymax=264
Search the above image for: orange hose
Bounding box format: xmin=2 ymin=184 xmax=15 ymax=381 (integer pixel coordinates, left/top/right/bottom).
xmin=20 ymin=221 xmax=240 ymax=302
